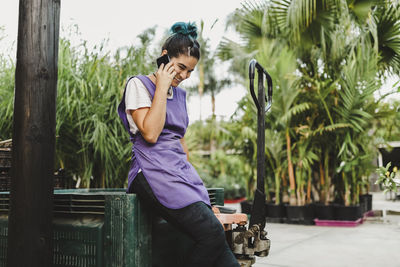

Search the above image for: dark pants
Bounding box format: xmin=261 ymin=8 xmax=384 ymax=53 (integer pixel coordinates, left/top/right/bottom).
xmin=129 ymin=172 xmax=240 ymax=267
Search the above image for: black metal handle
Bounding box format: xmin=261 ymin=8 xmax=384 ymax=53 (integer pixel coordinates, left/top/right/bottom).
xmin=248 ymin=59 xmax=273 ymax=230
xmin=249 ymin=59 xmax=260 ymax=111
xmin=249 ymin=59 xmax=273 ymax=113
xmin=264 ymin=68 xmax=273 ymax=113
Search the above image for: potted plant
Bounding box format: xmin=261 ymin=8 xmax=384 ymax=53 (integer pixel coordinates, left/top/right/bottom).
xmin=284 ymin=138 xmax=318 ymax=225
xmin=375 ymin=162 xmax=400 ymax=200
xmin=263 ymin=128 xmax=288 ymax=222
xmin=333 ymin=158 xmax=364 ymax=221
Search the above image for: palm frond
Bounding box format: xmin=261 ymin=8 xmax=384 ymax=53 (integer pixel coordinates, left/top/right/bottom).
xmin=279 ymin=102 xmax=312 ymax=125
xmin=374 ymin=3 xmax=400 ymax=74
xmin=312 ymin=122 xmax=352 ymax=136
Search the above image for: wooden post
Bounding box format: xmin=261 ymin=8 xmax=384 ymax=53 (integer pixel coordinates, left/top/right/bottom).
xmin=7 ymin=0 xmax=60 ymax=266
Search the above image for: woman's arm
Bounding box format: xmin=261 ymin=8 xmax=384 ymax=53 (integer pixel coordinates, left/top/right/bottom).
xmin=180 ymin=138 xmax=189 ymax=161
xmin=131 ymin=62 xmax=176 ymax=144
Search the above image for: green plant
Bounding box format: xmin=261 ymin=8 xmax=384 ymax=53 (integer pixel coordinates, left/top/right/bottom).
xmin=54 ymin=27 xmax=156 ymax=188
xmin=0 ymin=46 xmax=15 ymax=140
xmin=376 ymin=162 xmax=400 ymax=195
xmin=218 ymin=0 xmax=400 ymax=206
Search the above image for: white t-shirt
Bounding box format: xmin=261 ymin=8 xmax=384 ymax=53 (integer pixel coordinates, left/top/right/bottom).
xmin=125 ymin=77 xmax=174 ymax=135
xmin=125 ymin=77 xmax=152 ymax=135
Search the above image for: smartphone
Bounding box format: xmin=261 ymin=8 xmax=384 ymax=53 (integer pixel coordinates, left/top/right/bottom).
xmin=156 ymin=54 xmax=170 ymax=68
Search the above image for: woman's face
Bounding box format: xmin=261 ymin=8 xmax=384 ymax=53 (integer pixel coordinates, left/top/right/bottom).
xmin=168 ymin=54 xmax=198 ymax=87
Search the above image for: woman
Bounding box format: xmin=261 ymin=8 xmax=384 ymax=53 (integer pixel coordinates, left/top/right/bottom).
xmin=117 ymin=22 xmax=240 ymax=267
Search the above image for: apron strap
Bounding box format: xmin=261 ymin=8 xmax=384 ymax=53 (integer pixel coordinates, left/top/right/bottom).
xmin=117 ymin=76 xmax=136 ymax=138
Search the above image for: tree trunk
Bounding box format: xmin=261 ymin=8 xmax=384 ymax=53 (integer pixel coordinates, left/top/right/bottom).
xmin=7 ymin=0 xmax=60 ymax=266
xmin=306 ymin=170 xmax=312 ymax=204
xmin=286 ymin=129 xmax=296 ymax=205
xmin=281 ymin=172 xmax=287 ymax=186
xmin=274 ymin=172 xmax=280 ymax=205
xmin=323 ymin=153 xmax=331 ymax=205
xmin=319 ymin=161 xmax=326 ymax=203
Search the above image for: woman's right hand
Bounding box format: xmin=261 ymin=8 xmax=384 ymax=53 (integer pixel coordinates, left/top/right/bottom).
xmin=155 ymin=62 xmax=176 ymax=94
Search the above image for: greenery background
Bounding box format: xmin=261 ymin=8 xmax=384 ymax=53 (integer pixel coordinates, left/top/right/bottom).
xmin=1 ymin=0 xmax=400 ymax=205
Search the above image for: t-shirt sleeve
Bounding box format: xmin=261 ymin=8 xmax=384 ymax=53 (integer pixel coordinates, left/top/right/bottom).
xmin=125 ymin=77 xmax=152 ymax=111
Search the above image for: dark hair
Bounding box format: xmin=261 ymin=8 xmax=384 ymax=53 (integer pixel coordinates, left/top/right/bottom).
xmin=162 ymin=22 xmax=201 ymax=60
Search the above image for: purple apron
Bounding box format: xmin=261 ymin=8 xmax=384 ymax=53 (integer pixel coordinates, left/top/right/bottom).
xmin=118 ymin=75 xmax=211 ymax=209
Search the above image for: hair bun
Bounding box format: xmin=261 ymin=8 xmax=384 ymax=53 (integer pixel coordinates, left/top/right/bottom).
xmin=170 ymin=22 xmax=198 ymax=40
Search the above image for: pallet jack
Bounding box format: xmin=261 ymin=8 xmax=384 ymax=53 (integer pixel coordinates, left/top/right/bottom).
xmin=213 ymin=59 xmax=273 ymax=266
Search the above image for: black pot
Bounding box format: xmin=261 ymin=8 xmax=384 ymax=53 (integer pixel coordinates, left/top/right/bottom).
xmin=240 ymin=200 xmax=253 ymax=214
xmin=302 ymin=204 xmax=315 ymax=225
xmin=365 ymin=194 xmax=373 ymax=211
xmin=359 ymin=195 xmax=368 ymax=214
xmin=285 ymin=204 xmax=315 ymax=225
xmin=334 ymin=204 xmax=362 ymax=221
xmin=359 ymin=194 xmax=373 ymax=213
xmin=314 ymin=203 xmax=335 ymax=220
xmin=265 ymin=203 xmax=286 ymax=223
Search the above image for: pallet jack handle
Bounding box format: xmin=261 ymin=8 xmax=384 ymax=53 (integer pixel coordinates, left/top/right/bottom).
xmin=248 ymin=59 xmax=273 ymax=229
xmin=249 ymin=59 xmax=273 ymax=113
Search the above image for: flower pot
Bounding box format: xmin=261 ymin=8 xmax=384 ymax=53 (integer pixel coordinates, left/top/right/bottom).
xmin=359 ymin=195 xmax=368 ymax=214
xmin=240 ymin=200 xmax=253 ymax=214
xmin=363 ymin=194 xmax=373 ymax=211
xmin=285 ymin=204 xmax=315 ymax=225
xmin=302 ymin=204 xmax=315 ymax=225
xmin=334 ymin=204 xmax=362 ymax=221
xmin=265 ymin=203 xmax=286 ymax=223
xmin=314 ymin=203 xmax=335 ymax=220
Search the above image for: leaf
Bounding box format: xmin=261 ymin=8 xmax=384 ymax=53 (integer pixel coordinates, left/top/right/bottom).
xmin=280 ymin=102 xmax=312 ymax=124
xmin=312 ymin=123 xmax=352 ymax=136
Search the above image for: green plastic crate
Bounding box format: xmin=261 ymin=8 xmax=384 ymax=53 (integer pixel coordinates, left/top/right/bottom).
xmin=0 ymin=187 xmax=224 ymax=267
xmin=207 ymin=188 xmax=225 ymax=206
xmin=0 ymin=189 xmax=152 ymax=267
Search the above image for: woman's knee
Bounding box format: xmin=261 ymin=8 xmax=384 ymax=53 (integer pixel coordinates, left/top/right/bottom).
xmin=200 ymin=219 xmax=227 ymax=247
xmin=175 ymin=202 xmax=227 ymax=246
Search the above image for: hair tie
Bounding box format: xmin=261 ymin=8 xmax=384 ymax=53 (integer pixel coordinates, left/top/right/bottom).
xmin=170 ymin=22 xmax=198 ymax=40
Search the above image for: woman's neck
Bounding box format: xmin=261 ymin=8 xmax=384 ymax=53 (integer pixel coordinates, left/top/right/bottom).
xmin=146 ymin=74 xmax=175 ymax=95
xmin=147 ymin=73 xmax=156 ymax=85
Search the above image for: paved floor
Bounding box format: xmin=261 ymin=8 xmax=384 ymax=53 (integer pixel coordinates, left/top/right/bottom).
xmin=228 ymin=192 xmax=400 ymax=267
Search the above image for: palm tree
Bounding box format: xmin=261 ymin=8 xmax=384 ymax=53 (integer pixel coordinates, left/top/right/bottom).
xmin=219 ymin=0 xmax=400 ymax=205
xmin=264 ymin=128 xmax=286 ymax=204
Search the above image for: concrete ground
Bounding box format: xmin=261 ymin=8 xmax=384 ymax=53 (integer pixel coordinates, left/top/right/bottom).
xmin=227 ymin=192 xmax=400 ymax=267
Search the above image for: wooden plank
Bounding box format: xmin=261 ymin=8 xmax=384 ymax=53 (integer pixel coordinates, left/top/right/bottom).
xmin=7 ymin=0 xmax=60 ymax=266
